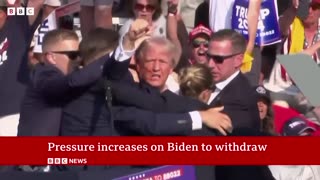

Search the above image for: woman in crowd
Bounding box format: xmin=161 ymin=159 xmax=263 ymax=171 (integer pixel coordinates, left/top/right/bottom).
xmin=253 ymin=85 xmax=320 ymax=136
xmin=254 ymin=86 xmax=276 ymax=135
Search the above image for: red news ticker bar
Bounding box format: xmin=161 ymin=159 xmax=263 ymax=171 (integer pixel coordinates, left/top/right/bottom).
xmin=0 ymin=137 xmax=320 ymax=165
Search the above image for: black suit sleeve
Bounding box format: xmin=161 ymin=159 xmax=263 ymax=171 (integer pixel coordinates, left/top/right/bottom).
xmin=33 ymin=55 xmax=110 ymax=98
xmin=220 ymin=95 xmax=260 ymax=130
xmin=113 ymin=106 xmax=193 ymax=136
xmin=104 ymin=53 xmax=132 ymax=81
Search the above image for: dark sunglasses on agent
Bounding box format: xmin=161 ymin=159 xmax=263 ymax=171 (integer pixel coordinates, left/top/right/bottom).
xmin=192 ymin=40 xmax=209 ymax=48
xmin=51 ymin=51 xmax=80 ymax=60
xmin=134 ymin=3 xmax=156 ymax=12
xmin=206 ymin=52 xmax=242 ymax=64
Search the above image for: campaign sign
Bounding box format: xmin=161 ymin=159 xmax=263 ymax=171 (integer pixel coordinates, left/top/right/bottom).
xmin=231 ymin=0 xmax=281 ymax=46
xmin=33 ymin=11 xmax=57 ymax=53
xmin=113 ymin=165 xmax=196 ymax=180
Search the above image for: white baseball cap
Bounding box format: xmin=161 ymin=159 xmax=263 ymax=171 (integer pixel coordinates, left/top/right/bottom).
xmin=44 ymin=0 xmax=61 ymax=7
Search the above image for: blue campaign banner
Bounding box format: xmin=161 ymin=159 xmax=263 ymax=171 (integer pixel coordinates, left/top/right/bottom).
xmin=113 ymin=165 xmax=196 ymax=180
xmin=231 ymin=0 xmax=281 ymax=46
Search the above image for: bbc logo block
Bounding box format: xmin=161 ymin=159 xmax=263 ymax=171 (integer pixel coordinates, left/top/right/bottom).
xmin=61 ymin=158 xmax=68 ymax=165
xmin=7 ymin=7 xmax=34 ymax=16
xmin=47 ymin=158 xmax=67 ymax=165
xmin=54 ymin=158 xmax=61 ymax=164
xmin=47 ymin=158 xmax=69 ymax=165
xmin=47 ymin=158 xmax=53 ymax=165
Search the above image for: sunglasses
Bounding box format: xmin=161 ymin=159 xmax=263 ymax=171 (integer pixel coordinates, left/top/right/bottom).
xmin=310 ymin=4 xmax=320 ymax=10
xmin=134 ymin=3 xmax=156 ymax=12
xmin=51 ymin=51 xmax=80 ymax=60
xmin=192 ymin=40 xmax=209 ymax=48
xmin=206 ymin=52 xmax=242 ymax=63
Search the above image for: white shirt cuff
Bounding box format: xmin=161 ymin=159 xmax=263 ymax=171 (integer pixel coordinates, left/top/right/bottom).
xmin=189 ymin=111 xmax=202 ymax=130
xmin=110 ymin=36 xmax=136 ymax=62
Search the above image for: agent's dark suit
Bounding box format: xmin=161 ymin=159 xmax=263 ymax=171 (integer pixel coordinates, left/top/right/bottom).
xmin=18 ymin=56 xmax=107 ymax=136
xmin=209 ymin=73 xmax=261 ymax=130
xmin=60 ymin=83 xmax=114 ymax=136
xmin=207 ymin=73 xmax=272 ymax=180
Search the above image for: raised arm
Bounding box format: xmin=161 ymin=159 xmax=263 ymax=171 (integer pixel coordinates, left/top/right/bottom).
xmin=246 ymin=0 xmax=262 ymax=54
xmin=106 ymin=19 xmax=155 ymax=80
xmin=279 ymin=0 xmax=299 ymax=37
xmin=34 ymin=55 xmax=108 ymax=98
xmin=27 ymin=0 xmax=44 ymax=26
xmin=166 ymin=0 xmax=182 ymax=66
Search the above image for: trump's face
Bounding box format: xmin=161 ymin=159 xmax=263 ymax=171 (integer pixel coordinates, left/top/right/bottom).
xmin=136 ymin=44 xmax=173 ymax=91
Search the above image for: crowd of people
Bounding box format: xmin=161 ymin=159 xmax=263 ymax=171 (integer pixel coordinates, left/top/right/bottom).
xmin=1 ymin=0 xmax=320 ymax=179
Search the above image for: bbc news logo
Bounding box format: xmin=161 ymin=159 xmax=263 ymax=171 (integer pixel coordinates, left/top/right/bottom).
xmin=47 ymin=158 xmax=88 ymax=165
xmin=7 ymin=7 xmax=34 ymax=16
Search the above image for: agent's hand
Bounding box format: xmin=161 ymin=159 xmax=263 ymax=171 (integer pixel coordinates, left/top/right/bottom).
xmin=200 ymin=106 xmax=233 ymax=136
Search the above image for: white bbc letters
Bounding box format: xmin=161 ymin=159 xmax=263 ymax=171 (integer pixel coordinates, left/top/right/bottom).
xmin=7 ymin=7 xmax=34 ymax=16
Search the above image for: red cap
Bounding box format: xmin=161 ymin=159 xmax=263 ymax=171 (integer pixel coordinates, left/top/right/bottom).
xmin=189 ymin=24 xmax=212 ymax=41
xmin=311 ymin=0 xmax=320 ymax=5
